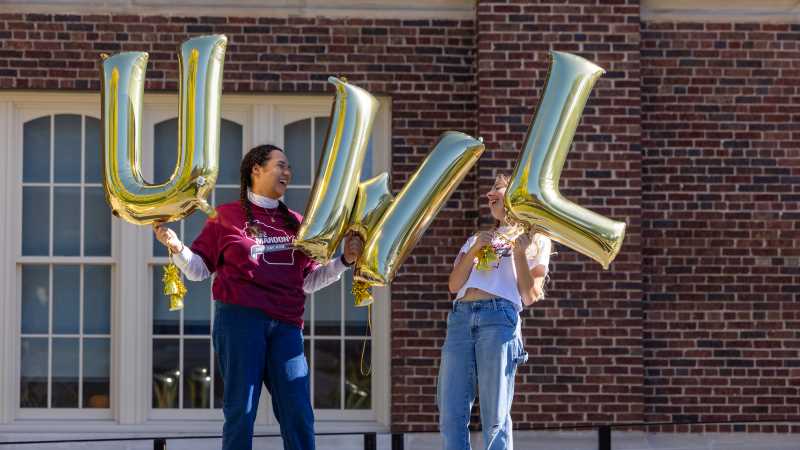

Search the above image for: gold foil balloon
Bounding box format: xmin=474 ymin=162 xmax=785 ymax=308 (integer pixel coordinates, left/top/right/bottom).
xmin=353 ymin=131 xmax=485 ymax=306
xmin=294 ymin=77 xmax=380 ymax=263
xmin=348 ymin=173 xmax=393 ymax=239
xmin=100 ymin=34 xmax=227 ymax=310
xmin=504 ymin=51 xmax=626 ymax=269
xmin=100 ymin=34 xmax=226 ymax=224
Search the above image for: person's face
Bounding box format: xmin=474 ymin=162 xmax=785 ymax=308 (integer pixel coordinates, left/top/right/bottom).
xmin=486 ymin=177 xmax=507 ymax=222
xmin=251 ymin=149 xmax=292 ymax=199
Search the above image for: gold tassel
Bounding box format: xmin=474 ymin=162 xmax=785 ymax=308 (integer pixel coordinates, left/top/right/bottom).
xmin=475 ymin=245 xmax=498 ymax=271
xmin=162 ymin=262 xmax=186 ymax=311
xmin=352 ymin=280 xmax=374 ymax=307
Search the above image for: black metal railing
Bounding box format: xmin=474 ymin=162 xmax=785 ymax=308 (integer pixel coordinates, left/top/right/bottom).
xmin=1 ymin=419 xmax=798 ymax=449
xmin=0 ymin=431 xmax=405 ymax=450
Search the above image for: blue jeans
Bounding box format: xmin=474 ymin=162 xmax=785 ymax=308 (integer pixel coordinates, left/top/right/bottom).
xmin=212 ymin=302 xmax=315 ymax=450
xmin=437 ymin=299 xmax=528 ymax=450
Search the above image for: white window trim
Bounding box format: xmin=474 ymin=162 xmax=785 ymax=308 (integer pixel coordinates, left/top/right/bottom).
xmin=0 ymin=92 xmax=392 ymax=433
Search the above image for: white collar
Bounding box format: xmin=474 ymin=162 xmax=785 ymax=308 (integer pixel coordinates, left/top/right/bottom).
xmin=247 ymin=190 xmax=279 ymax=209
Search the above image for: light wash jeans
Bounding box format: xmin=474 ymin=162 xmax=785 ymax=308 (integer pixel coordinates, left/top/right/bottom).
xmin=437 ymin=298 xmax=528 ymax=450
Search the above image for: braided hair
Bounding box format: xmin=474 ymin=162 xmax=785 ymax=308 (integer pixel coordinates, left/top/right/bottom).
xmin=239 ymin=145 xmax=299 ymax=238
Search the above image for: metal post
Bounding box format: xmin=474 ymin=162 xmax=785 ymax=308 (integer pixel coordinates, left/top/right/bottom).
xmin=598 ymin=425 xmax=611 ymax=450
xmin=363 ymin=432 xmax=377 ymax=450
xmin=154 ymin=438 xmax=167 ymax=450
xmin=391 ymin=433 xmax=404 ymax=450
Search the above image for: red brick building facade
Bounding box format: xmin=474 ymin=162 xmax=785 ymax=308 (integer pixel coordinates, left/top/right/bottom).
xmin=0 ymin=0 xmax=797 ymax=438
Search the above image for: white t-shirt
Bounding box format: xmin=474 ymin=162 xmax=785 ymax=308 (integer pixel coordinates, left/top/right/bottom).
xmin=455 ymin=229 xmax=551 ymax=311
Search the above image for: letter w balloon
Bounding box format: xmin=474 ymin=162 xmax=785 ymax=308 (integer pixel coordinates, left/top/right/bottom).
xmin=505 ymin=51 xmax=626 ymax=269
xmin=100 ymin=34 xmax=227 ymax=310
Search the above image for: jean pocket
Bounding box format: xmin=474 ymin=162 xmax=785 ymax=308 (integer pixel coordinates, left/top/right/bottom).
xmin=501 ymin=307 xmax=519 ymax=328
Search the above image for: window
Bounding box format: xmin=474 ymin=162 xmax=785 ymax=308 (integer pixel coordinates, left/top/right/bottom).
xmin=0 ymin=94 xmax=390 ymax=429
xmin=16 ymin=112 xmax=113 ymax=419
xmin=283 ymin=116 xmax=374 ymax=413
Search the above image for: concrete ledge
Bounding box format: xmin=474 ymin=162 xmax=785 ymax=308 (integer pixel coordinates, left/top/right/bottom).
xmin=642 ymin=0 xmax=800 ymax=22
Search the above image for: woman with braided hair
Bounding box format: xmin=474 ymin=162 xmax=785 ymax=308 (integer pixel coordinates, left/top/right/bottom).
xmin=154 ymin=145 xmax=363 ymax=450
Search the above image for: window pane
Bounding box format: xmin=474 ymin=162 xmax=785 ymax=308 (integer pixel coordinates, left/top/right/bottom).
xmin=183 ymin=277 xmax=211 ymax=335
xmin=214 ymin=187 xmax=239 ymax=206
xmin=184 ymin=210 xmax=206 ymax=249
xmin=21 ymin=265 xmax=49 ymax=334
xmin=152 ymin=265 xmax=179 ymax=335
xmin=52 ymin=265 xmax=80 ymax=334
xmin=345 ymin=340 xmax=371 ymax=409
xmin=213 ymin=349 xmax=223 ymax=409
xmin=152 ymin=338 xmax=180 ymax=408
xmin=284 ymin=119 xmax=311 ymax=186
xmin=22 ymin=186 xmax=50 ymax=256
xmin=183 ymin=339 xmax=211 ymax=409
xmin=20 ymin=337 xmax=48 ymax=407
xmin=53 ymin=186 xmax=81 ymax=256
xmin=84 ymin=117 xmax=102 ymax=183
xmin=344 ymin=273 xmax=369 ymax=335
xmin=283 ymin=188 xmax=309 ymax=215
xmin=84 ymin=187 xmax=111 ymax=256
xmin=23 ymin=116 xmax=50 ymax=183
xmin=303 ymin=300 xmax=311 ymax=336
xmin=363 ymin=139 xmax=373 ymax=181
xmin=313 ymin=340 xmax=340 ymax=409
xmin=83 ymin=338 xmax=110 ymax=408
xmin=84 ymin=265 xmax=111 ymax=335
xmin=154 ymin=118 xmax=178 ymax=183
xmin=314 ymin=280 xmax=341 ymax=336
xmin=54 ymin=114 xmax=81 ymax=183
xmin=219 ymin=119 xmax=242 ymax=185
xmin=313 ymin=117 xmax=328 ymax=175
xmin=51 ymin=338 xmax=79 ymax=408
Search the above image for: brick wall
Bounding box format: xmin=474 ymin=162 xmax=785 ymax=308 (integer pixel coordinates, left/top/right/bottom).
xmin=475 ymin=0 xmax=644 ymax=428
xmin=641 ymin=21 xmax=800 ymax=432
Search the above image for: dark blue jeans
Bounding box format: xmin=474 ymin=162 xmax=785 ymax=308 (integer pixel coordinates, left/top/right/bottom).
xmin=212 ymin=302 xmax=315 ymax=450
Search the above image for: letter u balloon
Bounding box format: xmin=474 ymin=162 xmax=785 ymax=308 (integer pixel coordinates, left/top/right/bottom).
xmin=100 ymin=34 xmax=227 ymax=225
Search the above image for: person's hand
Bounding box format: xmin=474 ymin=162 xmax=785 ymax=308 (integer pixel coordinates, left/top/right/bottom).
xmin=513 ymin=233 xmax=531 ymax=257
xmin=472 ymin=231 xmax=494 ymax=253
xmin=342 ymin=233 xmax=364 ymax=265
xmin=153 ymin=223 xmax=183 ymax=254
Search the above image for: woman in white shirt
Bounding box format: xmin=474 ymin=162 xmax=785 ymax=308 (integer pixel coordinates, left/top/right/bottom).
xmin=439 ymin=174 xmax=551 ymax=450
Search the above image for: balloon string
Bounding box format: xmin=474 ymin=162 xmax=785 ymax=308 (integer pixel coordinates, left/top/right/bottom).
xmin=360 ymin=304 xmax=372 ymax=377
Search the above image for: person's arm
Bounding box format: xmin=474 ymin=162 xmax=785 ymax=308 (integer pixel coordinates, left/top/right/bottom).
xmin=303 ymin=233 xmax=363 ymax=294
xmin=303 ymin=256 xmax=349 ymax=294
xmin=448 ymin=232 xmax=492 ymax=294
xmin=514 ymin=235 xmax=551 ymax=306
xmin=171 ymin=245 xmax=212 ymax=282
xmin=154 ymin=222 xmax=215 ymax=282
xmin=512 ymin=234 xmax=535 ymax=305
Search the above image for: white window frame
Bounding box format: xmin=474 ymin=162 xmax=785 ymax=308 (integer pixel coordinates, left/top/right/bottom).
xmin=0 ymin=92 xmax=391 ymax=434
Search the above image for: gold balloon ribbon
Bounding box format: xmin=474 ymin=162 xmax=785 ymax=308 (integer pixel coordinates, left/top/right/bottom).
xmin=360 ymin=304 xmax=372 ymax=377
xmin=162 ymin=261 xmax=187 ymax=311
xmin=504 ymin=51 xmax=626 ymax=269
